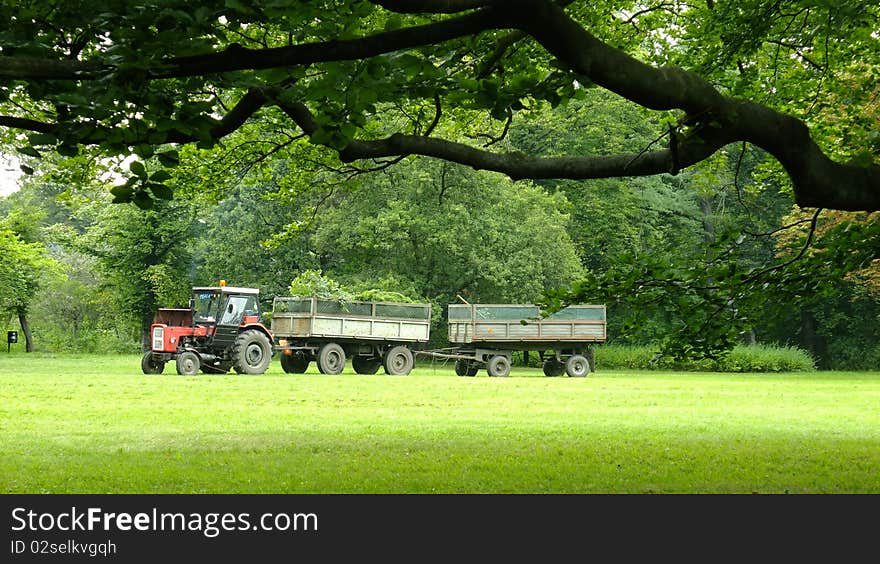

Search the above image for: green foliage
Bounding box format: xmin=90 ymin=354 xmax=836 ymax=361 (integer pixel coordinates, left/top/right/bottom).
xmin=287 ymin=270 xmax=425 ymax=304
xmin=183 ymin=163 xmax=319 ymax=298
xmin=75 ymin=199 xmax=196 ymax=332
xmin=312 ymin=159 xmax=584 ymax=307
xmin=538 ymin=142 xmax=880 ymax=365
xmin=288 ymin=269 xmax=352 ymax=301
xmin=0 ymin=0 xmax=875 ymax=219
xmin=26 ymin=248 xmax=139 ymax=353
xmin=0 ymin=225 xmax=56 ymax=315
xmin=598 ymin=344 xmax=815 ymax=373
xmin=351 ymin=289 xmax=416 ymax=303
xmin=723 ymin=344 xmax=816 ymax=373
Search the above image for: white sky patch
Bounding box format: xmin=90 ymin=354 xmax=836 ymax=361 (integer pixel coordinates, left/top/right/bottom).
xmin=101 ymin=154 xmax=140 ymax=186
xmin=0 ymin=154 xmax=22 ymax=196
xmin=0 ymin=153 xmax=141 ymax=198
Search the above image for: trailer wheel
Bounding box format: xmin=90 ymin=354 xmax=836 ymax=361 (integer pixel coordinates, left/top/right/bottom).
xmin=352 ymin=356 xmax=381 ymax=374
xmin=176 ymin=351 xmax=200 ymax=375
xmin=454 ymin=359 xmax=478 ymax=377
xmin=280 ymin=352 xmax=309 ymax=374
xmin=141 ymin=351 xmax=165 ymax=374
xmin=384 ymin=346 xmax=414 ymax=375
xmin=542 ymin=358 xmax=565 ymax=377
xmin=487 ymin=355 xmax=511 ymax=377
xmin=232 ymin=330 xmax=273 ymax=374
xmin=565 ymin=354 xmax=590 ymax=377
xmin=317 ymin=343 xmax=346 ymax=375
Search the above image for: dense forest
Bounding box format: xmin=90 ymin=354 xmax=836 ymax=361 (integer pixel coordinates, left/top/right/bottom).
xmin=0 ymin=1 xmax=878 ymax=368
xmin=3 ymin=87 xmax=878 ymax=368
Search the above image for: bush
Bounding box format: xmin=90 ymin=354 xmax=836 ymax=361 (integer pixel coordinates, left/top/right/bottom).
xmin=722 ymin=344 xmax=815 ymax=372
xmin=594 ymin=345 xmax=669 ymax=370
xmin=598 ymin=343 xmax=815 ymax=372
xmin=28 ymin=325 xmax=141 ymax=354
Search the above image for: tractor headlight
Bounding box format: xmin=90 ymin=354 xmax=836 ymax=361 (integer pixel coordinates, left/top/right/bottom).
xmin=152 ymin=327 xmax=165 ymax=351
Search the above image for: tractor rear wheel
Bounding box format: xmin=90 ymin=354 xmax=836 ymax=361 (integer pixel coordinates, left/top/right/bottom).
xmin=176 ymin=351 xmax=200 ymax=375
xmin=232 ymin=330 xmax=273 ymax=374
xmin=141 ymin=351 xmax=165 ymax=374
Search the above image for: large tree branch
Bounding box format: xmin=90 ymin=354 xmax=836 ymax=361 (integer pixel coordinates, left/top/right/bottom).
xmin=275 ymin=0 xmax=879 ymax=210
xmin=0 ymin=0 xmax=876 ymax=211
xmin=277 ymin=98 xmax=722 ymax=180
xmin=497 ymin=0 xmax=880 ymax=210
xmin=156 ymin=9 xmax=499 ymax=79
xmin=0 ymin=9 xmax=499 ymax=81
xmin=0 ymin=56 xmax=102 ymax=80
xmin=0 ymin=116 xmax=57 ymax=134
xmin=0 ymin=87 xmax=271 ymax=146
xmin=371 ymin=0 xmax=491 ymax=13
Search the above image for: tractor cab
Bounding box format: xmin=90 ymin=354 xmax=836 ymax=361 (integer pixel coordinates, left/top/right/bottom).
xmin=190 ymin=285 xmax=262 ymax=349
xmin=192 ymin=286 xmax=262 ymax=328
xmin=143 ymin=283 xmax=272 ymax=376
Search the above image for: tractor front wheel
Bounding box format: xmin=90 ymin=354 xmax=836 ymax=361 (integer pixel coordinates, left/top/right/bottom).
xmin=176 ymin=351 xmax=200 ymax=375
xmin=141 ymin=351 xmax=165 ymax=374
xmin=232 ymin=330 xmax=273 ymax=374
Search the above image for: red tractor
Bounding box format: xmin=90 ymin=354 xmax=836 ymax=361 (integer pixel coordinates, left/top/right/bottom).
xmin=141 ymin=284 xmax=273 ymax=375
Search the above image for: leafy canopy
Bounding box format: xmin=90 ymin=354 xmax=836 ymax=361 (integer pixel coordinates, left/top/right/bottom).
xmin=0 ymin=0 xmax=876 ymax=211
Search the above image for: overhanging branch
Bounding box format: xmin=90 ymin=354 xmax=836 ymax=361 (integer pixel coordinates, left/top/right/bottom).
xmin=0 ymin=0 xmax=875 ymax=211
xmin=371 ymin=0 xmax=492 ymax=13
xmin=157 ymin=8 xmax=500 ymax=79
xmin=277 ymin=97 xmax=723 ymax=181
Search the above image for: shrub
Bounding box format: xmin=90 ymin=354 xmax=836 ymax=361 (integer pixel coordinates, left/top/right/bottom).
xmin=597 ymin=343 xmax=815 ymax=372
xmin=722 ymin=344 xmax=815 ymax=372
xmin=594 ymin=345 xmax=671 ymax=370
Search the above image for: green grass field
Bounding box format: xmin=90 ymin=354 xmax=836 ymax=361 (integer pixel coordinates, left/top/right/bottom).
xmin=1 ymin=353 xmax=878 ymax=493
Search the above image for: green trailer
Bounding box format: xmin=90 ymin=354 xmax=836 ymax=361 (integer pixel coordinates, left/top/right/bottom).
xmin=439 ymin=303 xmax=607 ymax=377
xmin=270 ymin=297 xmax=432 ymax=375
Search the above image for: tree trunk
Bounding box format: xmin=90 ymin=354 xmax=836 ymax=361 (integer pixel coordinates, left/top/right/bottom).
xmin=18 ymin=311 xmax=33 ymax=352
xmin=142 ymin=312 xmax=154 ymax=352
xmin=800 ymin=310 xmax=827 ymax=369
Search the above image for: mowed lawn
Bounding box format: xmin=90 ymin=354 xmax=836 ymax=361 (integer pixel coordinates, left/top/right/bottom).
xmin=1 ymin=354 xmax=878 ymax=493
